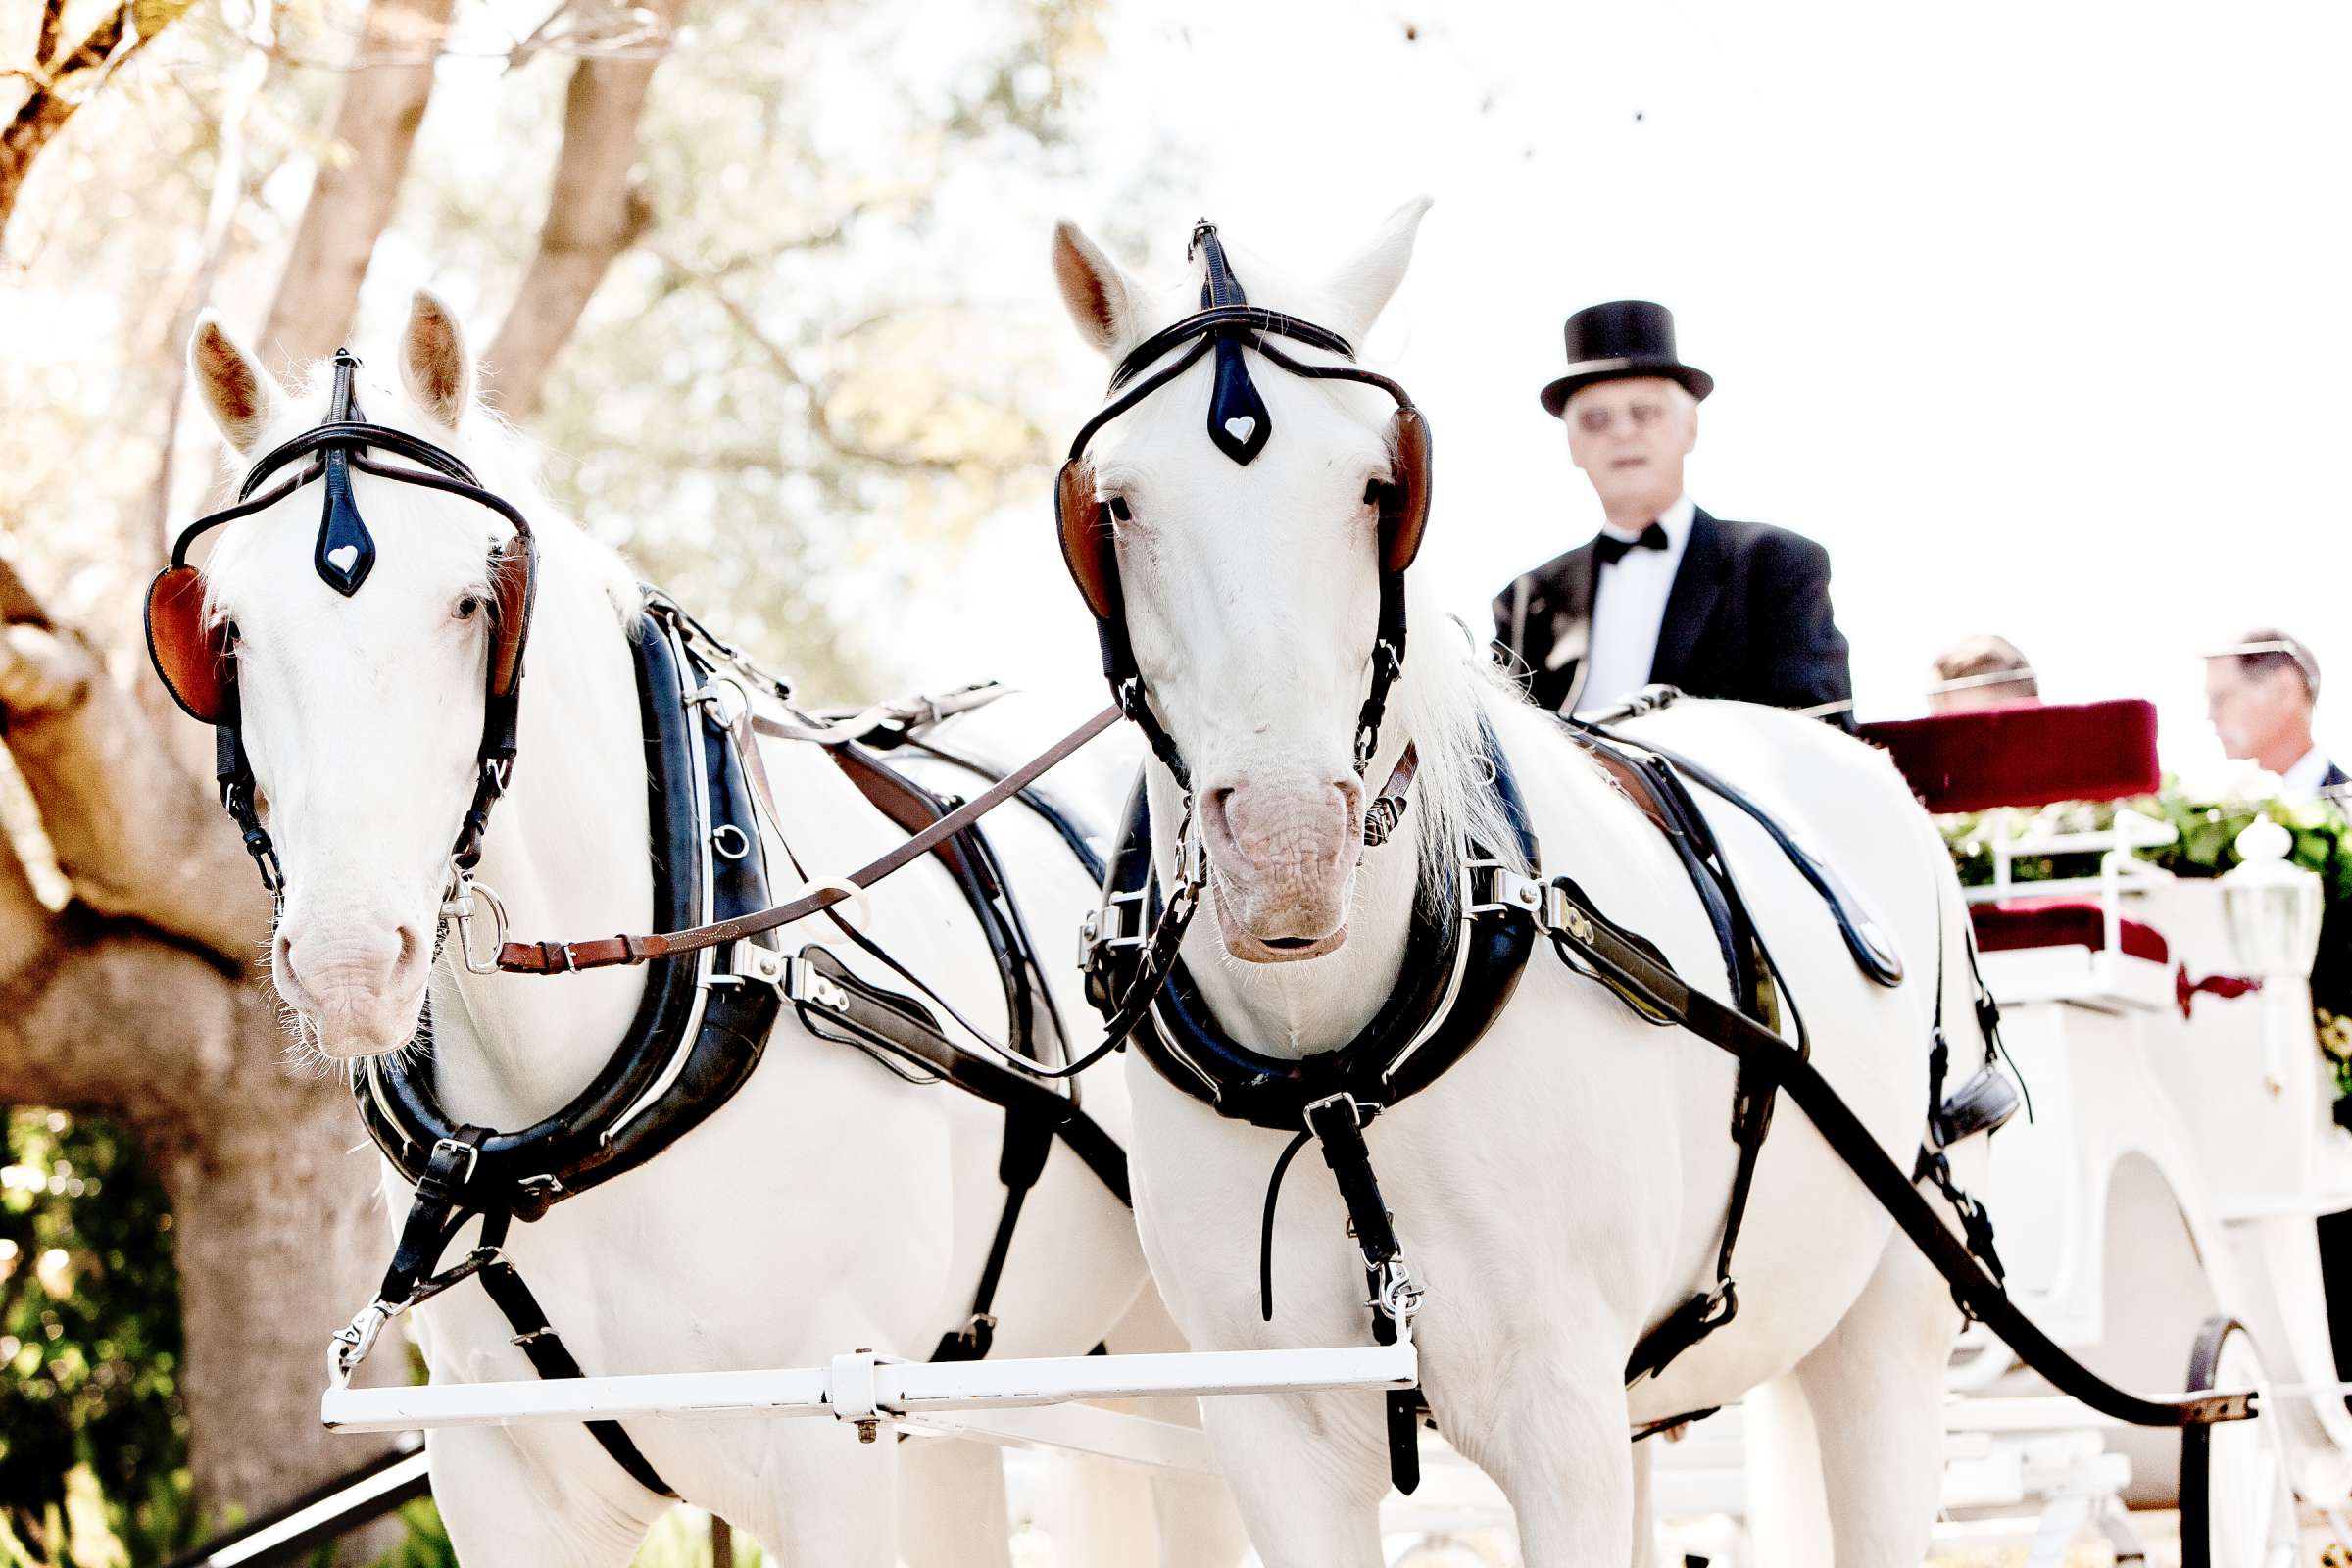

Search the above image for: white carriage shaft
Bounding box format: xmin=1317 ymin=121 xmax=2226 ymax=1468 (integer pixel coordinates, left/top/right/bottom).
xmin=321 ymin=1340 xmax=1418 ymax=1472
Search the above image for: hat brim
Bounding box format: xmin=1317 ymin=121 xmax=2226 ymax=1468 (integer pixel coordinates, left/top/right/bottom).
xmin=1539 ymin=358 xmax=1714 ymax=416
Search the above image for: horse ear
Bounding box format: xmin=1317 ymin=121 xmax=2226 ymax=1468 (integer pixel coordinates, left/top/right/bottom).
xmin=189 ymin=316 xmax=282 ymax=454
xmin=400 ymin=289 xmax=474 ymax=428
xmin=1321 ymin=197 xmax=1433 ymax=344
xmin=1052 ymin=220 xmax=1140 ymax=356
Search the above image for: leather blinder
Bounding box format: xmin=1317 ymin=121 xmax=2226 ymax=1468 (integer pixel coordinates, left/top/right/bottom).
xmin=1054 ymin=460 xmax=1119 ymax=622
xmin=1380 ymin=408 xmax=1432 ymax=576
xmin=488 ymin=533 xmax=535 ymax=699
xmin=145 ymin=564 xmax=234 ymax=724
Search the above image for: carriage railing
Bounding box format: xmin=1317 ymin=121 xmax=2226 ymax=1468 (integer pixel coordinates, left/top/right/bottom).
xmin=1963 ymin=805 xmax=2180 ymax=979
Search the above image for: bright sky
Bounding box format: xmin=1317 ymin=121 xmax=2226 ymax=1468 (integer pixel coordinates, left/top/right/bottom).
xmin=895 ymin=0 xmax=2352 ymax=779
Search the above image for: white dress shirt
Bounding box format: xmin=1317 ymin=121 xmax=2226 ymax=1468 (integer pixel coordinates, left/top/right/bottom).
xmin=2281 ymin=745 xmax=2337 ymax=797
xmin=1578 ymin=494 xmax=1696 ymax=711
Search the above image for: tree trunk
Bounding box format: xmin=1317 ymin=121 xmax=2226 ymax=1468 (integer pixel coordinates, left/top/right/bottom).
xmin=0 ymin=567 xmax=399 ymax=1535
xmin=480 ymin=0 xmax=688 ymax=419
xmin=256 ymin=0 xmax=456 ymax=374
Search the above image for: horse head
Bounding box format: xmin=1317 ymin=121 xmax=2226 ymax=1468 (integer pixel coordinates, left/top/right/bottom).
xmin=1051 ymin=202 xmax=1432 ymax=963
xmin=180 ymin=295 xmax=529 ymax=1058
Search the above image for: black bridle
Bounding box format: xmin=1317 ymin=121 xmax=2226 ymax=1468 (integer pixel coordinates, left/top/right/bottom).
xmin=144 ymin=349 xmax=539 ymax=901
xmin=1053 ymin=220 xmax=1433 ymax=796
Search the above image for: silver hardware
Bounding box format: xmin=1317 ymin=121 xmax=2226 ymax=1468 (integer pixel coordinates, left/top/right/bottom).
xmin=328 ymin=1302 xmax=392 ymax=1387
xmin=688 ymin=675 xmax=750 ymax=729
xmin=710 ymin=824 xmax=751 ymax=861
xmin=516 ymin=1174 xmax=564 ymax=1203
xmin=721 ymin=940 xmax=795 ymax=994
xmin=798 ymin=969 xmax=851 ymax=1014
xmin=1303 ymin=1090 xmax=1364 ymax=1131
xmin=441 ymin=874 xmax=510 ymax=976
xmin=1081 ymin=888 xmax=1151 ymax=964
xmin=1373 ymin=1258 xmax=1425 ymax=1324
xmin=430 ymin=1136 xmax=481 ymax=1184
xmin=1464 ymin=860 xmax=1545 ymax=921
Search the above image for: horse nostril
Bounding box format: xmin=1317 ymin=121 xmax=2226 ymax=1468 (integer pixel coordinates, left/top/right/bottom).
xmin=1203 ymin=785 xmax=1240 ymax=854
xmin=393 ymin=923 xmax=423 ymax=977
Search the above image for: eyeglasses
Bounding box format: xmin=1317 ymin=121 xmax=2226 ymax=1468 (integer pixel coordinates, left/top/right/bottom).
xmin=1572 ymin=400 xmax=1675 ymax=435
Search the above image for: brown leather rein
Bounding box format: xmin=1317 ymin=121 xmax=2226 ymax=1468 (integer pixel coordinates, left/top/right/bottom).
xmin=493 ymin=706 xmax=1122 ymax=974
xmin=482 ymin=706 xmax=1422 ymax=978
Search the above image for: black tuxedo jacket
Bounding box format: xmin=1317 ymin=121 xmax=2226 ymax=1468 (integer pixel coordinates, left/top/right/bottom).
xmin=1492 ymin=508 xmax=1855 ymax=723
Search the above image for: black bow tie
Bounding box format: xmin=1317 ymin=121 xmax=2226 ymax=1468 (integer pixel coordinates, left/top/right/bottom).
xmin=1594 ymin=522 xmax=1669 ymax=566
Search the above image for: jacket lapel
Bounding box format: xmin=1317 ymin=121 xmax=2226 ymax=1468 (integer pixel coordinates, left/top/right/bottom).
xmin=1651 ymin=508 xmax=1728 ymax=686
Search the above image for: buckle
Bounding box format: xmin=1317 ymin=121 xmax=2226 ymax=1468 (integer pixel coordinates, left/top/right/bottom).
xmin=1079 ymin=887 xmax=1150 ymax=967
xmin=1463 ymin=858 xmax=1545 ymax=922
xmin=1302 ymin=1090 xmax=1364 ymax=1132
xmin=430 ymin=1136 xmax=480 ymax=1185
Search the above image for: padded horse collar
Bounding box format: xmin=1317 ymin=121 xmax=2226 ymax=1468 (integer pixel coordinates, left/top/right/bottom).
xmin=1054 ymin=219 xmax=1433 ymax=792
xmin=1089 ymin=720 xmax=1542 ymax=1132
xmin=145 ymin=349 xmax=538 ymax=898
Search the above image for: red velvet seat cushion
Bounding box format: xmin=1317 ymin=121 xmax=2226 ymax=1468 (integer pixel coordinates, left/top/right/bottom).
xmin=1861 ymin=700 xmax=2161 ymax=812
xmin=1971 ymin=897 xmax=2170 ymax=966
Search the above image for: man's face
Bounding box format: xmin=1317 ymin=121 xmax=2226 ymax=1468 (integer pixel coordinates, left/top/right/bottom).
xmin=2205 ymin=660 xmax=2305 ymax=760
xmin=1564 ymin=376 xmax=1698 ymax=515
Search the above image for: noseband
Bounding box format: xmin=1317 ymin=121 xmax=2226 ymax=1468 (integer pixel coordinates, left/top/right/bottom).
xmin=144 ymin=349 xmax=539 ymax=900
xmin=1054 ymin=220 xmax=1433 ymax=797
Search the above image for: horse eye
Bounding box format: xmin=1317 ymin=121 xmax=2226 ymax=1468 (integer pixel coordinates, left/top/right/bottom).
xmin=1363 ymin=479 xmax=1388 ymax=508
xmin=455 ymin=595 xmax=481 ymax=619
xmin=1106 ymin=497 xmax=1133 ymax=523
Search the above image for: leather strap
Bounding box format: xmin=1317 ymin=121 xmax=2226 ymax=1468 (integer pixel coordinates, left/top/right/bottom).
xmin=1546 ymin=879 xmax=2256 ymax=1431
xmin=496 ymin=706 xmax=1120 ymax=973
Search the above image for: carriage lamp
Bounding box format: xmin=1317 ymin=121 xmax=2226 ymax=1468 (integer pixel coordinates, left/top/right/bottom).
xmin=2220 ymin=816 xmax=2324 ymax=1095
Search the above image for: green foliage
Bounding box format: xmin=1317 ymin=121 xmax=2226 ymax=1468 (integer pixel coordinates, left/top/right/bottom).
xmin=0 ymin=1110 xmax=194 ymax=1566
xmin=1937 ymin=778 xmax=2352 ymax=893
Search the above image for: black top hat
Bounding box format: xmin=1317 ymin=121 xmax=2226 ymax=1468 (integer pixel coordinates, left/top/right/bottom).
xmin=1538 ymin=299 xmax=1713 ymax=416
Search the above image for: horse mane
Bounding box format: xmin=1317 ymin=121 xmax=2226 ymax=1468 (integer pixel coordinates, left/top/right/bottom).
xmin=1395 ymin=589 xmax=1536 ymax=903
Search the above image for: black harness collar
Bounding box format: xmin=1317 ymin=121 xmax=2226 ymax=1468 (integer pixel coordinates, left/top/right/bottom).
xmin=1097 ymin=723 xmax=1541 ymax=1134
xmin=354 ymin=608 xmax=777 ymax=1220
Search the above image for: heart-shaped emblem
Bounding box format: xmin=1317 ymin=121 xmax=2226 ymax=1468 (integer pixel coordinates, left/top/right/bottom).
xmin=326 ymin=544 xmax=360 ymax=575
xmin=1223 ymin=415 xmax=1257 ymax=444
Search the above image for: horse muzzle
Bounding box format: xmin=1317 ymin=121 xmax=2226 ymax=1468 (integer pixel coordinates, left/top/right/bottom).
xmin=1200 ymin=770 xmax=1361 ymax=962
xmin=272 ymin=916 xmax=431 ymax=1058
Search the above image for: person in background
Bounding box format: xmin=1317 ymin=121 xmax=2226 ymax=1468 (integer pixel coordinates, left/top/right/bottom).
xmin=1927 ymin=635 xmax=2041 ymax=713
xmin=1492 ymin=300 xmax=1854 ymax=725
xmin=2204 ymin=629 xmax=2346 ymax=794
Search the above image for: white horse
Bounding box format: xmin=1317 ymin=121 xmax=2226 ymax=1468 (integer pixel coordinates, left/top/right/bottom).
xmin=1048 ymin=204 xmax=1984 ymax=1565
xmin=180 ymin=298 xmax=1242 ymax=1566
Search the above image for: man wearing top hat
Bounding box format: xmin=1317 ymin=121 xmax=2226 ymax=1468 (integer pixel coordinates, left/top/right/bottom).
xmin=1493 ymin=300 xmax=1855 ymax=724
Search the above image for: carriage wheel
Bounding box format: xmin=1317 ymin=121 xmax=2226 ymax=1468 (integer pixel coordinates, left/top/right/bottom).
xmin=2179 ymin=1316 xmax=2298 ymax=1568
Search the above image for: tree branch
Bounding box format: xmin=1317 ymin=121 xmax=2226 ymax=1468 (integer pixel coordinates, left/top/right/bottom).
xmin=0 ymin=563 xmax=270 ymax=966
xmin=0 ymin=2 xmax=182 ymax=245
xmin=478 ymin=0 xmax=684 ymax=419
xmin=256 ymin=0 xmax=456 ymax=375
xmin=652 ymin=249 xmax=1029 ymax=477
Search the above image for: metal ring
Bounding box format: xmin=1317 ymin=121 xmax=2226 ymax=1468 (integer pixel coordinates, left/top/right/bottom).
xmin=805 ymin=877 xmax=870 ymax=932
xmin=711 ymin=824 xmax=751 ymax=861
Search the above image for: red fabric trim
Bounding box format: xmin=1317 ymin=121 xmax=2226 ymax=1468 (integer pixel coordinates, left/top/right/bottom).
xmin=1971 ymin=897 xmax=2170 ymax=966
xmin=1860 ymin=700 xmax=2161 ymax=812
